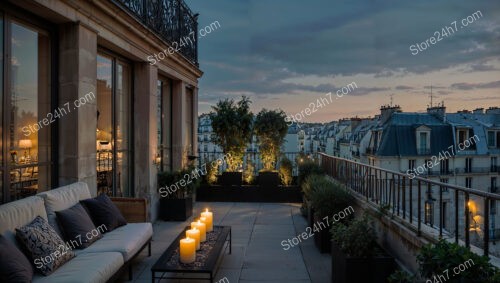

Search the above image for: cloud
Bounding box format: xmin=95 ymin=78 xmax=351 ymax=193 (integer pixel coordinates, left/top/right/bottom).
xmin=395 ymin=85 xmax=414 ymax=90
xmin=451 ymin=80 xmax=500 ymax=90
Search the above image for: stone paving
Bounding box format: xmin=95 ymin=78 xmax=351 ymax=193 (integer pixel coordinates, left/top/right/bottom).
xmin=119 ymin=202 xmax=330 ymax=283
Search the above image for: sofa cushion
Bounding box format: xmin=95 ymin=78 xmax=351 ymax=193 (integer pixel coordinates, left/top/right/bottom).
xmin=55 ymin=203 xmax=102 ymax=249
xmin=16 ymin=216 xmax=75 ymax=276
xmin=80 ymin=194 xmax=126 ymax=232
xmin=0 ymin=196 xmax=47 ymax=244
xmin=0 ymin=234 xmax=34 ymax=282
xmin=32 ymin=252 xmax=123 ymax=283
xmin=37 ymin=182 xmax=91 ymax=237
xmin=78 ymin=223 xmax=152 ymax=261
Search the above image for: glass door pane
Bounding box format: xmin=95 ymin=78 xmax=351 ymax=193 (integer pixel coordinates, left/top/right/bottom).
xmin=158 ymin=78 xmax=172 ymax=172
xmin=115 ymin=62 xmax=130 ymax=197
xmin=96 ymin=54 xmax=113 ymax=195
xmin=8 ymin=21 xmax=50 ymax=201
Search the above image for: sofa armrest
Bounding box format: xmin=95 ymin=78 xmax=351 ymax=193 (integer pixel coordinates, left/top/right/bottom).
xmin=110 ymin=197 xmax=148 ymax=223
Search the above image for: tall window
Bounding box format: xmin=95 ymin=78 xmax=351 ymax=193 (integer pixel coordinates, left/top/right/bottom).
xmin=419 ymin=132 xmax=427 ymax=150
xmin=465 ymin=177 xmax=472 ymax=189
xmin=157 ymin=78 xmax=172 ymax=171
xmin=96 ymin=53 xmax=132 ymax=197
xmin=465 ymin=158 xmax=472 ymax=173
xmin=1 ymin=17 xmax=53 ymax=203
xmin=440 ymin=159 xmax=449 ymax=174
xmin=488 ymin=131 xmax=495 ymax=147
xmin=408 ymin=159 xmax=416 ymax=171
xmin=185 ymin=87 xmax=194 ymax=156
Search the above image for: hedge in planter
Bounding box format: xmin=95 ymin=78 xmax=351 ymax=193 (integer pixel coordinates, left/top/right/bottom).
xmin=417 ymin=240 xmax=500 ymax=283
xmin=297 ymin=160 xmax=323 ymax=186
xmin=330 ymin=215 xmax=395 ymax=283
xmin=310 ymin=178 xmax=354 ymax=253
xmin=158 ymin=168 xmax=200 ymax=221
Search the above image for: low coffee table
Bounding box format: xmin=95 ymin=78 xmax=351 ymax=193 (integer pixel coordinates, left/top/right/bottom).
xmin=151 ymin=225 xmax=231 ymax=283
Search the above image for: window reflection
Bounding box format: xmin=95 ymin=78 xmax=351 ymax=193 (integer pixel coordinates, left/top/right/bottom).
xmin=8 ymin=21 xmax=51 ymax=200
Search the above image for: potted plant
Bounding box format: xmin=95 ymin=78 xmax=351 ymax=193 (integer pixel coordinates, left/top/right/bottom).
xmin=279 ymin=156 xmax=293 ymax=186
xmin=210 ymin=96 xmax=253 ymax=187
xmin=310 ymin=179 xmax=353 ymax=253
xmin=254 ymin=109 xmax=288 ymax=189
xmin=158 ymin=167 xmax=200 ymax=221
xmin=417 ymin=240 xmax=500 ymax=282
xmin=330 ymin=215 xmax=396 ymax=283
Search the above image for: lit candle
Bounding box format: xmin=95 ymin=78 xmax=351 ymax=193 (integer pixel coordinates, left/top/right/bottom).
xmin=191 ymin=220 xmax=206 ymax=242
xmin=186 ymin=227 xmax=200 ymax=250
xmin=179 ymin=237 xmax=196 ymax=264
xmin=201 ymin=209 xmax=213 ymax=232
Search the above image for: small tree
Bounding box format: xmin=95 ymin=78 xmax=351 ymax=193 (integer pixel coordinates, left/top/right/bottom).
xmin=210 ymin=96 xmax=253 ymax=172
xmin=254 ymin=109 xmax=288 ymax=171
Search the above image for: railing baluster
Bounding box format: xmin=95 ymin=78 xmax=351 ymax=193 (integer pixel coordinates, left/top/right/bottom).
xmin=484 ymin=197 xmax=490 ymax=256
xmin=465 ymin=192 xmax=470 ymax=248
xmin=418 ymin=180 xmax=422 ymax=236
xmin=402 ymin=176 xmax=406 ymax=219
xmin=455 ymin=189 xmax=459 ymax=243
xmin=397 ymin=175 xmax=400 ymax=216
xmin=409 ymin=178 xmax=413 ymax=224
xmin=439 ymin=186 xmax=443 ymax=238
xmin=392 ymin=174 xmax=396 ymax=215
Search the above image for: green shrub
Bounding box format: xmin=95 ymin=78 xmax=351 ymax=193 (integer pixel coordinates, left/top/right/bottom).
xmin=203 ymin=160 xmax=218 ymax=185
xmin=309 ymin=178 xmax=354 ymax=220
xmin=279 ymin=157 xmax=293 ymax=186
xmin=298 ymin=160 xmax=323 ymax=185
xmin=388 ymin=270 xmax=416 ymax=283
xmin=330 ymin=215 xmax=377 ymax=258
xmin=417 ymin=240 xmax=500 ymax=282
xmin=301 ymin=174 xmax=330 ymax=201
xmin=243 ymin=160 xmax=255 ymax=184
xmin=158 ymin=167 xmax=201 ymax=199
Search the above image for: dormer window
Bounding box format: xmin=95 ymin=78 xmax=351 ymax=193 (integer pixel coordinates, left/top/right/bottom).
xmin=416 ymin=126 xmax=431 ymax=155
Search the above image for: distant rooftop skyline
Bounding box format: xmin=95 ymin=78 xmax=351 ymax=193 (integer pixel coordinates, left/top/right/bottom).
xmin=187 ymin=0 xmax=500 ymax=122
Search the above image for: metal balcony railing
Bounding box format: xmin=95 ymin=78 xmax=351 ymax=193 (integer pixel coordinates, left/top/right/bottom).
xmin=417 ymin=148 xmax=431 ymax=155
xmin=320 ymin=153 xmax=500 ymax=257
xmin=457 ymin=167 xmax=494 ymax=174
xmin=112 ymin=0 xmax=198 ymax=65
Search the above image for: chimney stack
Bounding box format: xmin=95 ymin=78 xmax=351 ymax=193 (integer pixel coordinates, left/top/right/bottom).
xmin=380 ymin=105 xmax=402 ymax=124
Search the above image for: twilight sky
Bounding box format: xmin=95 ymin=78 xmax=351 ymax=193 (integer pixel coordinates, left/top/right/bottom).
xmin=186 ymin=0 xmax=500 ymax=122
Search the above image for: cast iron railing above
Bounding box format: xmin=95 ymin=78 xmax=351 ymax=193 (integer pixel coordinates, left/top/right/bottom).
xmin=112 ymin=0 xmax=198 ymax=66
xmin=320 ymin=153 xmax=500 ymax=257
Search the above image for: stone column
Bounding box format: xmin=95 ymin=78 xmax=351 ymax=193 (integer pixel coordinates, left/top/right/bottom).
xmin=134 ymin=62 xmax=159 ymax=221
xmin=172 ymin=80 xmax=186 ymax=170
xmin=58 ymin=22 xmax=97 ymax=195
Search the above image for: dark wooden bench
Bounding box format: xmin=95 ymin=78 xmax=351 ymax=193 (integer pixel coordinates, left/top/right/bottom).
xmin=151 ymin=225 xmax=231 ymax=283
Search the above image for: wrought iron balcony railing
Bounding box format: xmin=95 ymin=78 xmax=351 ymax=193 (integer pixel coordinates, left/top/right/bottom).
xmin=112 ymin=0 xmax=198 ymax=66
xmin=320 ymin=153 xmax=500 ymax=257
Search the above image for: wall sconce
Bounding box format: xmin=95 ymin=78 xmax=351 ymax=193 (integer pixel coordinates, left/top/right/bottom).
xmin=153 ymin=153 xmax=161 ymax=169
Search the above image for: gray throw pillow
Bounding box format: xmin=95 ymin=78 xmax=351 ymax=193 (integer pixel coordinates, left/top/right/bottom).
xmin=56 ymin=203 xmax=102 ymax=249
xmin=0 ymin=234 xmax=34 ymax=282
xmin=16 ymin=216 xmax=75 ymax=276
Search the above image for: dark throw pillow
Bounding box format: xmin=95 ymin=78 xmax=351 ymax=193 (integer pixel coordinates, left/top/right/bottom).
xmin=16 ymin=216 xmax=75 ymax=276
xmin=0 ymin=234 xmax=34 ymax=283
xmin=55 ymin=203 xmax=102 ymax=249
xmin=80 ymin=193 xmax=127 ymax=232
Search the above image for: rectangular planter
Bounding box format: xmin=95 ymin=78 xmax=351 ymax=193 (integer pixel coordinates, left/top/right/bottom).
xmin=331 ymin=241 xmax=395 ymax=283
xmin=313 ymin=214 xmax=331 ymax=253
xmin=220 ymin=172 xmax=242 ymax=188
xmin=258 ymin=171 xmax=280 ymax=189
xmin=159 ymin=197 xmax=193 ymax=221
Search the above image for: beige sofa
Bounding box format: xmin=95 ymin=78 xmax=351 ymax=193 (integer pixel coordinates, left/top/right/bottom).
xmin=0 ymin=182 xmax=153 ymax=283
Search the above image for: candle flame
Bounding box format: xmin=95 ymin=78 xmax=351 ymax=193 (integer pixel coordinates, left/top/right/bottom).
xmin=193 ymin=227 xmax=198 ymax=231
xmin=197 ymin=220 xmax=201 ymax=224
xmin=206 ymin=208 xmax=209 ymax=212
xmin=186 ymin=236 xmax=191 ymax=240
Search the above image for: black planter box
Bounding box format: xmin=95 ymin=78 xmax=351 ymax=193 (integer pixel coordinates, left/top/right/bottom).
xmin=159 ymin=197 xmax=193 ymax=221
xmin=220 ymin=172 xmax=242 ymax=188
xmin=196 ymin=184 xmax=302 ymax=203
xmin=258 ymin=171 xmax=280 ymax=189
xmin=313 ymin=214 xmax=331 ymax=253
xmin=306 ymin=201 xmax=315 ymax=228
xmin=331 ymin=241 xmax=395 ymax=283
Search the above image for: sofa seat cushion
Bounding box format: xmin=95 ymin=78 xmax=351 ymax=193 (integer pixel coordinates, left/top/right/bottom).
xmin=79 ymin=223 xmax=152 ymax=261
xmin=37 ymin=182 xmax=91 ymax=237
xmin=32 ymin=252 xmax=123 ymax=283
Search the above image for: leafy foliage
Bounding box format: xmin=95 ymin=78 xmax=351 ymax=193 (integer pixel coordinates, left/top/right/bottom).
xmin=298 ymin=160 xmax=324 ymax=186
xmin=387 ymin=270 xmax=416 ymax=283
xmin=417 ymin=240 xmax=500 ymax=282
xmin=254 ymin=109 xmax=288 ymax=171
xmin=279 ymin=156 xmax=293 ymax=186
xmin=203 ymin=160 xmax=219 ymax=185
xmin=243 ymin=160 xmax=255 ymax=184
xmin=301 ymin=174 xmax=331 ymax=201
xmin=210 ymin=96 xmax=253 ymax=171
xmin=158 ymin=167 xmax=201 ymax=199
xmin=310 ymin=178 xmax=354 ymax=220
xmin=330 ymin=215 xmax=377 ymax=258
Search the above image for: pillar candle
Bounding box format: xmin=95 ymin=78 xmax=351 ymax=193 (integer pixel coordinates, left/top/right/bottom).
xmin=179 ymin=237 xmax=196 ymax=264
xmin=201 ymin=209 xmax=213 ymax=232
xmin=191 ymin=220 xmax=206 ymax=241
xmin=186 ymin=227 xmax=200 ymax=250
